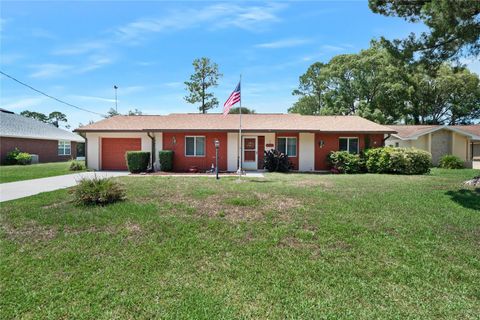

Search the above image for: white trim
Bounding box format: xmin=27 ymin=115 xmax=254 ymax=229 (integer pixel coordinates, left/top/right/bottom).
xmin=0 ymin=134 xmax=84 ymax=142
xmin=339 ymin=137 xmax=359 ymax=154
xmin=277 ymin=136 xmax=297 ymax=157
xmin=185 ymin=136 xmax=206 ymax=157
xmin=58 ymin=140 xmax=71 ymax=156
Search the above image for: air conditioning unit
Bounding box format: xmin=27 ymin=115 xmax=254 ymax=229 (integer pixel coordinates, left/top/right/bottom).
xmin=30 ymin=154 xmax=39 ymax=164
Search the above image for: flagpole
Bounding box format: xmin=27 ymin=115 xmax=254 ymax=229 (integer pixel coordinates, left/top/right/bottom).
xmin=237 ymin=74 xmax=242 ymax=175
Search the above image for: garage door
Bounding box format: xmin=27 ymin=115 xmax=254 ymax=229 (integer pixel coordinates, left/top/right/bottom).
xmin=102 ymin=138 xmax=141 ymax=170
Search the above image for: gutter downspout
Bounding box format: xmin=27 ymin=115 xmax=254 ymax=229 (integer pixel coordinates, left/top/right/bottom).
xmin=383 ymin=134 xmax=391 ymax=146
xmin=78 ymin=132 xmax=88 ymax=168
xmin=147 ymin=132 xmax=155 ymax=171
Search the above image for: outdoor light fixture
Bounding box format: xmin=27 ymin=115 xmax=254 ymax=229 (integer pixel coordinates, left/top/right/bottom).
xmin=319 ymin=140 xmax=325 ymax=148
xmin=214 ymin=139 xmax=220 ymax=180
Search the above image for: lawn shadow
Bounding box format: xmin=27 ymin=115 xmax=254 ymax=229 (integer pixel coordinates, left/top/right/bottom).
xmin=446 ymin=189 xmax=480 ymax=211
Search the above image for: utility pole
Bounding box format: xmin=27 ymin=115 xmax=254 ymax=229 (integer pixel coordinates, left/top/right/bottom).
xmin=113 ymin=85 xmax=118 ymax=112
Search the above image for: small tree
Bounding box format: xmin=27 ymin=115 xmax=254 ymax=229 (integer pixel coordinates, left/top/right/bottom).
xmin=228 ymin=107 xmax=255 ymax=114
xmin=184 ymin=57 xmax=222 ymax=114
xmin=105 ymin=108 xmax=121 ymax=118
xmin=48 ymin=111 xmax=68 ymax=128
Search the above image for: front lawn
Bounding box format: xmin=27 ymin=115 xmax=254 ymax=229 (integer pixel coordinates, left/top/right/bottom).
xmin=1 ymin=169 xmax=479 ymax=319
xmin=0 ymin=161 xmax=85 ymax=183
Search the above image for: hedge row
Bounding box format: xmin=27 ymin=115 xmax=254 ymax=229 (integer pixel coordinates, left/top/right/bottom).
xmin=327 ymin=147 xmax=432 ymax=175
xmin=126 ymin=151 xmax=150 ymax=173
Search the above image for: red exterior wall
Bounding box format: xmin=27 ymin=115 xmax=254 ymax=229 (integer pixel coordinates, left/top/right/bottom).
xmin=275 ymin=132 xmax=299 ymax=170
xmin=257 ymin=136 xmax=265 ymax=169
xmin=0 ymin=137 xmax=77 ymax=164
xmin=162 ymin=132 xmax=228 ymax=172
xmin=314 ymin=133 xmax=384 ymax=170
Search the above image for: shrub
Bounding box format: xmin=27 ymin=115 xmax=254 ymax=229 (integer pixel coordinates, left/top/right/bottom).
xmin=15 ymin=152 xmax=32 ymax=165
xmin=365 ymin=147 xmax=431 ymax=175
xmin=125 ymin=151 xmax=150 ymax=173
xmin=69 ymin=160 xmax=86 ymax=171
xmin=438 ymin=154 xmax=464 ymax=169
xmin=159 ymin=150 xmax=174 ymax=172
xmin=264 ymin=150 xmax=291 ymax=172
xmin=72 ymin=175 xmax=126 ymax=206
xmin=327 ymin=151 xmax=364 ymax=174
xmin=5 ymin=148 xmax=21 ymax=165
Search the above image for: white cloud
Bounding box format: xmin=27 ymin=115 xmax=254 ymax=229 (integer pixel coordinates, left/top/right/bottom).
xmin=1 ymin=53 xmax=24 ymax=65
xmin=255 ymin=38 xmax=311 ymax=49
xmin=2 ymin=97 xmax=47 ymax=110
xmin=70 ymin=95 xmax=116 ymax=103
xmin=115 ymin=3 xmax=285 ymax=41
xmin=53 ymin=40 xmax=107 ymax=56
xmin=321 ymin=44 xmax=347 ymax=52
xmin=29 ymin=63 xmax=73 ymax=78
xmin=77 ymin=55 xmax=113 ymax=73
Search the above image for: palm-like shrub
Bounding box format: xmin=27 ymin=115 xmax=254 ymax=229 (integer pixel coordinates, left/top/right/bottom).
xmin=72 ymin=175 xmax=126 ymax=205
xmin=264 ymin=150 xmax=291 ymax=172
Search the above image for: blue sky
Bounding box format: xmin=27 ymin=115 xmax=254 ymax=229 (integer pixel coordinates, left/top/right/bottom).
xmin=1 ymin=1 xmax=478 ymax=129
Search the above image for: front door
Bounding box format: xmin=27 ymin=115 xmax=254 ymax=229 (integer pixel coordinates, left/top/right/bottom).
xmin=242 ymin=136 xmax=257 ymax=170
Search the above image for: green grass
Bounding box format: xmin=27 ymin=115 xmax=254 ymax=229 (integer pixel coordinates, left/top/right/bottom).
xmin=1 ymin=169 xmax=479 ymax=319
xmin=0 ymin=161 xmax=86 ymax=183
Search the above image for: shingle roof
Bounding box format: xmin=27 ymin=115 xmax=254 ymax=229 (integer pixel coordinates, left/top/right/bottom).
xmin=75 ymin=113 xmax=396 ymax=133
xmin=388 ymin=124 xmax=480 ymax=140
xmin=0 ymin=111 xmax=84 ymax=142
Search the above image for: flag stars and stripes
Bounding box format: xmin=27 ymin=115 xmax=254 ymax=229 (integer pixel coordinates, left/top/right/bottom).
xmin=223 ymin=82 xmax=241 ymax=116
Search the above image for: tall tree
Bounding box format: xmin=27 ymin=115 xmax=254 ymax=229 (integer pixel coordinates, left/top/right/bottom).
xmin=47 ymin=111 xmax=68 ymax=127
xmin=291 ymin=62 xmax=327 ymax=115
xmin=369 ymin=0 xmax=480 ymax=64
xmin=105 ymin=108 xmax=121 ymax=118
xmin=20 ymin=110 xmax=48 ymax=122
xmin=184 ymin=57 xmax=222 ymax=113
xmin=407 ymin=64 xmax=480 ymax=124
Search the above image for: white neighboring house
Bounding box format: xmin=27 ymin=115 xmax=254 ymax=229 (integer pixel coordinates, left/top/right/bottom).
xmin=385 ymin=125 xmax=480 ymax=168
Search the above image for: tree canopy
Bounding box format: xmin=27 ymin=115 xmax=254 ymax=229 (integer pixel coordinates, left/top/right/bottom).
xmin=289 ymin=43 xmax=480 ymax=124
xmin=228 ymin=107 xmax=255 ymax=114
xmin=184 ymin=57 xmax=222 ymax=114
xmin=369 ymin=0 xmax=480 ymax=64
xmin=20 ymin=110 xmax=70 ymax=128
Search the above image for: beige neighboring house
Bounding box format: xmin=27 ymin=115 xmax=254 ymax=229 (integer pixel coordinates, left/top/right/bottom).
xmin=385 ymin=125 xmax=480 ymax=168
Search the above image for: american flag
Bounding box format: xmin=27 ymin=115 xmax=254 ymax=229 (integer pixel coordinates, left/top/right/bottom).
xmin=223 ymin=82 xmax=241 ymax=116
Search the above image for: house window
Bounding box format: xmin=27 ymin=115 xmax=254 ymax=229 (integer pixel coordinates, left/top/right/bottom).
xmin=185 ymin=136 xmax=205 ymax=156
xmin=277 ymin=137 xmax=297 ymax=157
xmin=339 ymin=137 xmax=359 ymax=154
xmin=395 ymin=142 xmax=399 ymax=147
xmin=58 ymin=140 xmax=71 ymax=156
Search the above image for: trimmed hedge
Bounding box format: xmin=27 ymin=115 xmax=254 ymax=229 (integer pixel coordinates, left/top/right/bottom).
xmin=364 ymin=147 xmax=431 ymax=175
xmin=327 ymin=151 xmax=365 ymax=174
xmin=328 ymin=147 xmax=432 ymax=175
xmin=159 ymin=150 xmax=174 ymax=172
xmin=438 ymin=154 xmax=464 ymax=169
xmin=126 ymin=151 xmax=150 ymax=173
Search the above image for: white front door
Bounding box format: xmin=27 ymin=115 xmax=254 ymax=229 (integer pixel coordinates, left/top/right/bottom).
xmin=242 ymin=136 xmax=257 ymax=170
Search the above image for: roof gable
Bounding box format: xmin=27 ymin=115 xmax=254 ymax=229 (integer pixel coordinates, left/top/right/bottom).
xmin=388 ymin=125 xmax=480 ymax=140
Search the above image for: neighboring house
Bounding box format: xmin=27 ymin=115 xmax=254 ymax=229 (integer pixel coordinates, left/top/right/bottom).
xmin=74 ymin=113 xmax=395 ymax=172
xmin=0 ymin=109 xmax=84 ymax=164
xmin=385 ymin=125 xmax=480 ymax=167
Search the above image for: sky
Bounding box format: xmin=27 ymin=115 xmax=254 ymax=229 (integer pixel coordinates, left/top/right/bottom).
xmin=1 ymin=1 xmax=478 ymax=130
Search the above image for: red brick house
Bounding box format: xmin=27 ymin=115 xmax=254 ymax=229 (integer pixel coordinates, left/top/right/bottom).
xmin=75 ymin=113 xmax=395 ymax=172
xmin=0 ymin=109 xmax=84 ymax=164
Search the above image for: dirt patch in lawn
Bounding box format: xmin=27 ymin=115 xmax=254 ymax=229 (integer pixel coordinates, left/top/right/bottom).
xmin=1 ymin=221 xmax=57 ymax=243
xmin=176 ymin=192 xmax=303 ymax=222
xmin=290 ymin=179 xmax=334 ymax=188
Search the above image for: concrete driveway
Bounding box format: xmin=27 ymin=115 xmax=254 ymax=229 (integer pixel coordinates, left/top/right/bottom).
xmin=0 ymin=171 xmax=128 ymax=202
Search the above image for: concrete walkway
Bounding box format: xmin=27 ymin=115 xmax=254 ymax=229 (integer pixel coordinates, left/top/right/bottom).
xmin=0 ymin=171 xmax=128 ymax=202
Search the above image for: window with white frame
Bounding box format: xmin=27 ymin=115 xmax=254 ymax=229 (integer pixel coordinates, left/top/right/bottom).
xmin=185 ymin=136 xmax=205 ymax=156
xmin=339 ymin=137 xmax=359 ymax=154
xmin=58 ymin=140 xmax=71 ymax=156
xmin=277 ymin=137 xmax=297 ymax=157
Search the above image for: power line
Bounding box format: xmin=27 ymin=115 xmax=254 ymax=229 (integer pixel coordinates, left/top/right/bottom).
xmin=0 ymin=70 xmax=106 ymax=117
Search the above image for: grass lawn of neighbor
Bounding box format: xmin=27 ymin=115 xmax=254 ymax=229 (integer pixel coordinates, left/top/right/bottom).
xmin=1 ymin=168 xmax=479 ymax=319
xmin=0 ymin=161 xmax=86 ymax=183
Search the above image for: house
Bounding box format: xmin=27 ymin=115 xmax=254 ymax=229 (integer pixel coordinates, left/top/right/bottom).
xmin=0 ymin=109 xmax=85 ymax=164
xmin=385 ymin=125 xmax=480 ymax=167
xmin=74 ymin=113 xmax=395 ymax=172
